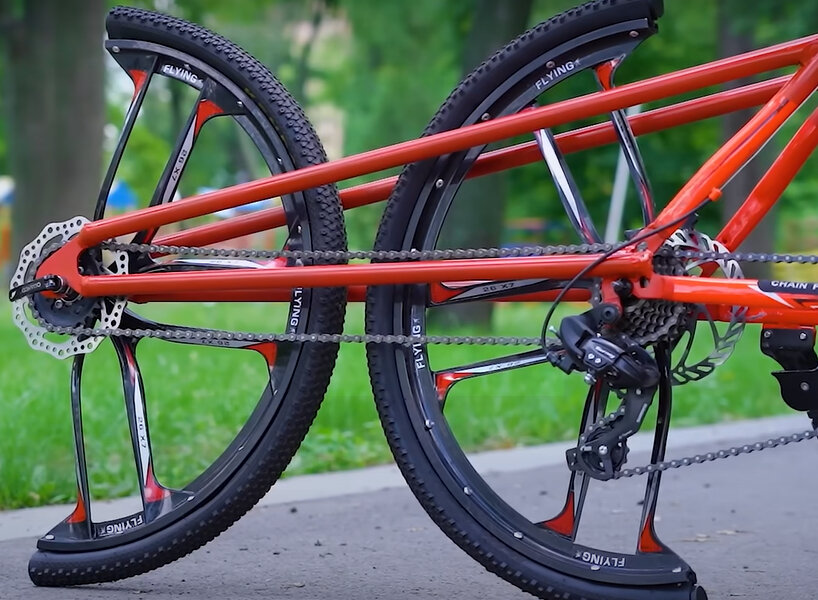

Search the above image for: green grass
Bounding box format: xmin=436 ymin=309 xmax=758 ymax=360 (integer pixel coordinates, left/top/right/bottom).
xmin=0 ymin=299 xmax=792 ymax=509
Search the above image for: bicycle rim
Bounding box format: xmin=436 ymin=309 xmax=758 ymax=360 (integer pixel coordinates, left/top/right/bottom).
xmin=29 ymin=7 xmax=345 ymax=584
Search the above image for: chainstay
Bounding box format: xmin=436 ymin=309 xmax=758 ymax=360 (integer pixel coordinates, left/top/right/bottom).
xmin=82 ymin=240 xmax=616 ymax=347
xmin=47 ymin=240 xmax=818 ymax=349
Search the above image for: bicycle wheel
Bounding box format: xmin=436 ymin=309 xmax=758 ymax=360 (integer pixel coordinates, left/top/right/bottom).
xmin=26 ymin=7 xmax=346 ymax=585
xmin=366 ymin=1 xmax=708 ymax=599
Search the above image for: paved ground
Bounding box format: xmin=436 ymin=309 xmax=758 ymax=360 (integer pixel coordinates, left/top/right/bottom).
xmin=1 ymin=415 xmax=816 ymax=599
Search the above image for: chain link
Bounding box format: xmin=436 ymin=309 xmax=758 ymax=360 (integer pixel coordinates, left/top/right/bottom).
xmin=44 ymin=323 xmax=542 ymax=348
xmin=614 ymin=429 xmax=818 ymax=478
xmin=89 ymin=239 xmax=618 ymax=347
xmin=25 ymin=238 xmax=818 ymax=475
xmin=100 ymin=240 xmax=616 ymax=262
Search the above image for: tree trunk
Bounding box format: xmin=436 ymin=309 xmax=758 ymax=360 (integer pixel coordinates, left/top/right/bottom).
xmin=433 ymin=0 xmax=533 ymax=329
xmin=4 ymin=0 xmax=104 ymax=270
xmin=717 ymin=1 xmax=773 ymax=279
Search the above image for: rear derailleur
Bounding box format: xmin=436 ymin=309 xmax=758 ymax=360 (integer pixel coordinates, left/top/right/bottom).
xmin=545 ymin=304 xmax=659 ymax=481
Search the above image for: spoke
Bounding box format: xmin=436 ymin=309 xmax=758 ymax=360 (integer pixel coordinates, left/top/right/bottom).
xmin=40 ymin=357 xmax=96 ymax=543
xmin=595 ymin=58 xmax=656 ymax=226
xmin=540 ymin=382 xmax=609 ymax=539
xmin=94 ymin=53 xmax=158 ymax=221
xmin=118 ymin=308 xmax=290 ymax=363
xmin=533 ymin=127 xmax=601 ymax=244
xmin=113 ymin=337 xmax=191 ymax=522
xmin=134 ymin=78 xmax=242 ymax=245
xmin=66 ymin=356 xmax=92 ymax=535
xmin=434 ymin=349 xmax=548 ymax=407
xmin=636 ymin=342 xmax=672 ymax=554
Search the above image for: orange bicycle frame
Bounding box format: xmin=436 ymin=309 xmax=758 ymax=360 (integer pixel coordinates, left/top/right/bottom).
xmin=36 ymin=33 xmax=818 ymax=326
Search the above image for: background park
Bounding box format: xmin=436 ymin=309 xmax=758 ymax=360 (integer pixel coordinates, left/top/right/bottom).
xmin=1 ymin=0 xmax=818 ymax=511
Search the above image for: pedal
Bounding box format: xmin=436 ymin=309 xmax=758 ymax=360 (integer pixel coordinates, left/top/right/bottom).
xmin=760 ymin=327 xmax=818 ymax=412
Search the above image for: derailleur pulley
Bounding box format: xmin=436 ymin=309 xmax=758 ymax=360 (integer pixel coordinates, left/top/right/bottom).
xmin=546 ymin=305 xmax=660 ymax=480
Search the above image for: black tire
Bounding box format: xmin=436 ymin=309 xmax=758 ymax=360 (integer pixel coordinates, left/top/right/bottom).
xmin=366 ymin=1 xmax=705 ymax=599
xmin=29 ymin=7 xmax=346 ymax=586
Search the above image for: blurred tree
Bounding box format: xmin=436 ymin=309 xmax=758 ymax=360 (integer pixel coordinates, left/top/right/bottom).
xmin=1 ymin=0 xmax=105 ymax=267
xmin=328 ymin=0 xmax=471 ymax=249
xmin=0 ymin=32 xmax=6 ymax=174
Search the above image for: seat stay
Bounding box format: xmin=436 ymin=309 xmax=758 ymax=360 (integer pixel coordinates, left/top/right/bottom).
xmin=595 ymin=57 xmax=656 ymax=229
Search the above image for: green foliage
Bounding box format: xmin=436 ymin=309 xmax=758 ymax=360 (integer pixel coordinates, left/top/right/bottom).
xmin=0 ymin=300 xmax=792 ymax=509
xmin=326 ymin=0 xmax=472 ymax=247
xmin=727 ymin=0 xmax=818 ymax=42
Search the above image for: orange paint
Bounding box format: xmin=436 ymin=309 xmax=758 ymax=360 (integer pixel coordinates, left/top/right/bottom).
xmin=542 ymin=492 xmax=575 ymax=537
xmin=638 ymin=515 xmax=664 ymax=553
xmin=144 ymin=464 xmax=170 ymax=503
xmin=65 ymin=488 xmax=87 ymax=524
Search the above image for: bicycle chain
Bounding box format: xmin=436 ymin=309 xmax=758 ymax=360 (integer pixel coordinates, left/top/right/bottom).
xmin=78 ymin=239 xmax=620 ymax=348
xmin=24 ymin=238 xmax=818 ymax=476
xmin=613 ymin=429 xmax=818 ymax=479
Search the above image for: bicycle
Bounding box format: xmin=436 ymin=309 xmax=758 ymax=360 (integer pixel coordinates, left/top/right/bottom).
xmin=8 ymin=0 xmax=818 ymax=598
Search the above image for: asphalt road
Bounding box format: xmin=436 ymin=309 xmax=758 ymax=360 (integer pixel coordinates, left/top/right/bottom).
xmin=1 ymin=417 xmax=817 ymax=600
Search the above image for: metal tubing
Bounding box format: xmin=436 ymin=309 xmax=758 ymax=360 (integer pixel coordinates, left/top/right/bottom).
xmin=718 ymin=105 xmax=818 ymax=250
xmin=78 ymin=35 xmax=817 ymax=248
xmin=155 ymin=76 xmax=789 ymax=249
xmin=642 ymin=48 xmax=818 ymax=245
xmin=79 ymin=252 xmax=652 ymax=298
xmin=637 ymin=275 xmax=818 ymax=318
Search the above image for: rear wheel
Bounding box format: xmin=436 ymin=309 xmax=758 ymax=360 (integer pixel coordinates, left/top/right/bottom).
xmin=366 ymin=1 xmax=706 ymax=598
xmin=28 ymin=7 xmax=346 ymax=585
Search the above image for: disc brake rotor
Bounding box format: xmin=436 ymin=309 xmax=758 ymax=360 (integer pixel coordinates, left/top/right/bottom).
xmin=665 ymin=228 xmax=746 ymax=385
xmin=9 ymin=217 xmax=128 ymax=359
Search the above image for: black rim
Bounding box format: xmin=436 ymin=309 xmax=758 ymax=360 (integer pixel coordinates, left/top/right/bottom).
xmin=39 ymin=39 xmax=316 ymax=552
xmin=386 ymin=24 xmax=694 ymax=587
